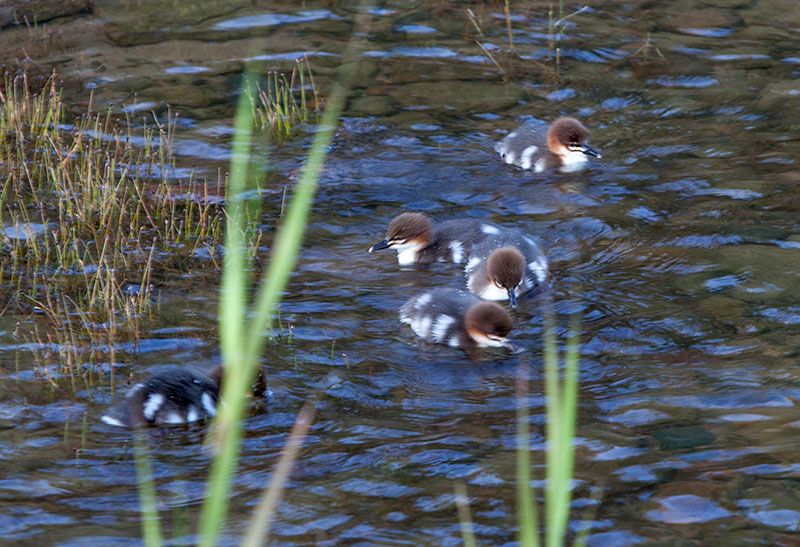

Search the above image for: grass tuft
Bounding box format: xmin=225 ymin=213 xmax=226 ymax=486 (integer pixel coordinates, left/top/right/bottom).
xmin=252 ymin=56 xmax=320 ymax=142
xmin=0 ymin=71 xmax=229 ymax=379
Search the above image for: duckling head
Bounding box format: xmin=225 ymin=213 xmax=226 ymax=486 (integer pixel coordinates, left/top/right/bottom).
xmin=465 ymin=301 xmax=515 ymax=349
xmin=487 ymin=247 xmax=526 ymax=307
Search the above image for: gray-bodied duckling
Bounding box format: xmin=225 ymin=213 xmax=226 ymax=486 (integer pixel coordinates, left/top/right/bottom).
xmin=101 ymin=365 xmax=266 ymax=427
xmin=495 ymin=117 xmax=600 ymax=173
xmin=400 ymin=288 xmax=517 ymax=350
xmin=465 ymin=229 xmax=548 ymax=306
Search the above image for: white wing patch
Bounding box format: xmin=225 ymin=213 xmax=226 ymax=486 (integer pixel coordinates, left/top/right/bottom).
xmin=529 ymin=258 xmax=548 ymax=282
xmin=142 ymin=393 xmax=164 ymax=421
xmin=432 ymin=314 xmax=456 ymax=343
xmin=126 ymin=383 xmax=145 ymax=398
xmin=448 ymin=335 xmax=461 ymax=348
xmin=465 ymin=256 xmax=481 ymax=272
xmin=186 ymin=406 xmax=200 ymax=422
xmin=481 ymin=224 xmax=500 ymax=235
xmin=164 ymin=412 xmax=185 ymax=424
xmin=520 ymin=145 xmax=539 ymax=170
xmin=413 ymin=315 xmax=433 ymax=338
xmin=449 ymin=241 xmax=464 ymax=262
xmin=101 ymin=415 xmax=126 ymax=427
xmin=414 ymin=293 xmax=432 ymax=308
xmin=534 ymin=158 xmax=547 ymax=173
xmin=202 ymin=392 xmax=217 ymax=416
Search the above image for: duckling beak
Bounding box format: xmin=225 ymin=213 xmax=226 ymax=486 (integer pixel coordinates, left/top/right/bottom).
xmin=507 ymin=289 xmax=518 ymax=308
xmin=369 ymin=239 xmax=391 ymax=253
xmin=580 ymin=143 xmax=601 ymax=159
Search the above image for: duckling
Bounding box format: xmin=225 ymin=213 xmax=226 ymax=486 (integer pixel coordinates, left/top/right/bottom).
xmin=101 ymin=365 xmax=267 ymax=427
xmin=495 ymin=117 xmax=601 ymax=173
xmin=368 ymin=212 xmax=506 ymax=266
xmin=400 ymin=288 xmax=516 ymax=350
xmin=465 ymin=231 xmax=549 ymax=306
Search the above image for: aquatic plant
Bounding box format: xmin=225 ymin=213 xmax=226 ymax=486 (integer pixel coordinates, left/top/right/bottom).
xmin=252 ymin=56 xmax=321 ymax=142
xmin=456 ymin=312 xmax=581 ymax=546
xmin=466 ymin=1 xmax=589 ymax=84
xmin=195 ymin=17 xmax=365 ymax=545
xmin=465 ymin=4 xmax=555 ymax=84
xmin=0 ymin=72 xmax=227 ymax=358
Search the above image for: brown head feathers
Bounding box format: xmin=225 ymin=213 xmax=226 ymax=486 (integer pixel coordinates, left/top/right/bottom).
xmin=547 ymin=117 xmax=590 ymax=149
xmin=465 ymin=301 xmax=513 ymax=338
xmin=387 ymin=212 xmax=434 ymax=244
xmin=487 ymin=247 xmax=525 ymax=290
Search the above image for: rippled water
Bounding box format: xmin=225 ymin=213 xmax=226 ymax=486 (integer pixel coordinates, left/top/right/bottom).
xmin=2 ymin=0 xmax=800 ymax=544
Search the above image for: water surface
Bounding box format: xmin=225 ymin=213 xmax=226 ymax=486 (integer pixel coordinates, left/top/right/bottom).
xmin=2 ymin=0 xmax=800 ymax=544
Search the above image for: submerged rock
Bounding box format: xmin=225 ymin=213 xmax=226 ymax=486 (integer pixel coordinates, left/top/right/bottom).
xmin=0 ymin=0 xmax=89 ymax=28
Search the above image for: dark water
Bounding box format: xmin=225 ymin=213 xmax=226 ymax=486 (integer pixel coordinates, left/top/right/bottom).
xmin=2 ymin=0 xmax=800 ymax=544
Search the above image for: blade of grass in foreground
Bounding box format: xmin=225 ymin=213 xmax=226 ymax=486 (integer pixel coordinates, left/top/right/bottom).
xmin=197 ymin=70 xmax=258 ymax=547
xmin=515 ymin=306 xmax=580 ymax=547
xmin=133 ymin=432 xmax=164 ymax=547
xmin=543 ymin=314 xmax=580 ymax=547
xmin=454 ymin=482 xmax=477 ymax=547
xmin=242 ymin=401 xmax=316 ymax=547
xmin=198 ymin=12 xmax=367 ymax=545
xmin=517 ymin=361 xmax=540 ymax=547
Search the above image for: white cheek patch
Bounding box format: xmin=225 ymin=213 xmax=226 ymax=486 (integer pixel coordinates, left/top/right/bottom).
xmin=393 ymin=239 xmax=424 ymax=265
xmin=449 ymin=241 xmax=464 ymax=262
xmin=520 ymin=145 xmax=539 ymax=170
xmin=504 ymin=150 xmax=516 ymax=165
xmin=396 ymin=245 xmax=419 ymax=265
xmin=481 ymin=224 xmax=499 ymax=235
xmin=559 ymin=149 xmax=589 ymax=172
xmin=432 ymin=314 xmax=456 ymax=343
xmin=142 ymin=393 xmax=164 ymax=421
xmin=478 ymin=283 xmax=509 ymax=301
xmin=471 ymin=333 xmax=506 ymax=348
xmin=202 ymin=392 xmax=217 ymax=416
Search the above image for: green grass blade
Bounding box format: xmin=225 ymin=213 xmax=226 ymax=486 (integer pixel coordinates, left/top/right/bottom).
xmin=199 ymin=14 xmax=366 ymax=545
xmin=219 ymin=73 xmax=256 ymax=369
xmin=543 ymin=310 xmax=581 ymax=547
xmin=198 ymin=71 xmax=258 ymax=547
xmin=454 ymin=482 xmax=477 ymax=547
xmin=516 ymin=363 xmax=540 ymax=547
xmin=242 ymin=36 xmax=362 ymax=371
xmin=133 ymin=432 xmax=164 ymax=547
